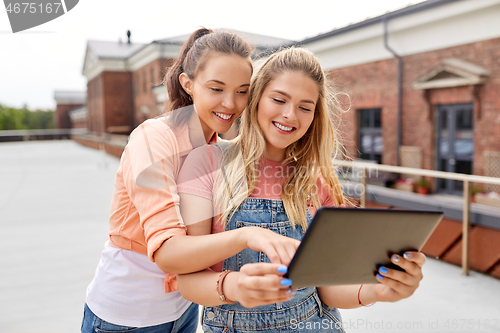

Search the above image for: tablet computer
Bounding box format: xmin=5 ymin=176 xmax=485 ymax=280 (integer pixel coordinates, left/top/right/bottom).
xmin=284 ymin=207 xmax=443 ymax=288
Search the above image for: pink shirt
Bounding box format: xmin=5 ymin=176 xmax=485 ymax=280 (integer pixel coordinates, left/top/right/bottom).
xmin=108 ymin=112 xmax=218 ymax=291
xmin=177 ymin=144 xmax=337 ymax=271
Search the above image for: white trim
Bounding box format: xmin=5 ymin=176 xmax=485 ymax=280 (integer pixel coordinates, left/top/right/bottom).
xmin=413 ymin=77 xmax=487 ymax=90
xmin=413 ymin=57 xmax=489 ymax=90
xmin=83 ymin=43 xmax=182 ymax=81
xmin=128 ymin=44 xmax=181 ymax=71
xmin=441 ymin=58 xmax=490 ymax=77
xmin=303 ymin=0 xmax=500 ymax=70
xmin=55 ymin=98 xmax=86 ymax=105
xmin=83 ymin=59 xmax=129 ymax=82
xmin=54 ymin=91 xmax=86 ymax=105
xmin=82 ymin=47 xmax=98 ymax=74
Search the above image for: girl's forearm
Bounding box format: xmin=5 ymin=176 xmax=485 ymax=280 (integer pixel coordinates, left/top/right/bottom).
xmin=154 ymin=229 xmax=246 ymax=274
xmin=317 ymin=284 xmax=377 ymax=309
xmin=177 ymin=269 xmax=233 ymax=306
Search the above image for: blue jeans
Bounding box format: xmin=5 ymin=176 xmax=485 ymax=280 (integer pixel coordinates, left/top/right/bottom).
xmin=81 ymin=303 xmax=199 ymax=333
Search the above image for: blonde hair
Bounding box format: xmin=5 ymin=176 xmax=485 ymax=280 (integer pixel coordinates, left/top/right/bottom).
xmin=214 ymin=47 xmax=347 ymax=229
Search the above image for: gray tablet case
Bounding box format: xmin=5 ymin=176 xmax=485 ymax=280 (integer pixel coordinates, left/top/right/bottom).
xmin=284 ymin=208 xmax=443 ymax=288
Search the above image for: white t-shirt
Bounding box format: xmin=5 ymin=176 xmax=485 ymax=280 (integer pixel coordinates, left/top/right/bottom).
xmin=86 ymin=241 xmax=192 ymax=327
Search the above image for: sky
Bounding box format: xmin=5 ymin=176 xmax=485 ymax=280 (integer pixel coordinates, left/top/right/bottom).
xmin=0 ymin=0 xmax=425 ymax=110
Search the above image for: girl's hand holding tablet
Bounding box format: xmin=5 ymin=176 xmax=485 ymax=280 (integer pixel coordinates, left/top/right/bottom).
xmin=373 ymin=251 xmax=426 ymax=302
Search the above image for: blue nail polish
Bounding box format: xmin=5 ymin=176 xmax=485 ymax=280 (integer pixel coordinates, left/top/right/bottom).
xmin=392 ymin=254 xmax=400 ymax=262
xmin=281 ymin=279 xmax=292 ymax=286
xmin=277 ymin=266 xmax=287 ymax=273
xmin=377 ymin=274 xmax=384 ymax=280
xmin=379 ymin=266 xmax=388 ymax=274
xmin=404 ymin=253 xmax=412 ymax=259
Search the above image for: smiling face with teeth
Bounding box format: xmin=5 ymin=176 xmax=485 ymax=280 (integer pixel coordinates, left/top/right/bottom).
xmin=257 ymin=71 xmax=319 ymax=162
xmin=180 ymin=53 xmax=252 ymax=142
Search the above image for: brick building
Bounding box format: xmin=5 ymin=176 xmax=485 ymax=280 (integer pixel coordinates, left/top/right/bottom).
xmin=80 ymin=30 xmax=291 ymax=136
xmin=82 ymin=38 xmax=145 ymax=135
xmin=300 ymin=0 xmax=500 ymax=190
xmin=296 ymin=0 xmax=500 ymax=277
xmin=53 ymin=91 xmax=86 ymax=129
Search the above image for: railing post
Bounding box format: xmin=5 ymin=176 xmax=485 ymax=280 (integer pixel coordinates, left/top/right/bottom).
xmin=360 ymin=167 xmax=367 ymax=208
xmin=462 ymin=179 xmax=470 ymax=276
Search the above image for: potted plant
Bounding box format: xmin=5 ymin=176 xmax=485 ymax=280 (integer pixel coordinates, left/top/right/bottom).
xmin=470 ymin=185 xmax=482 ymax=203
xmin=415 ymin=178 xmax=432 ymax=195
xmin=475 ymin=191 xmax=500 ymax=207
xmin=394 ymin=178 xmax=416 ymax=192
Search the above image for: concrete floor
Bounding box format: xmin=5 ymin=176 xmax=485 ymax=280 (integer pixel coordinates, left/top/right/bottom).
xmin=0 ymin=140 xmax=499 ymax=333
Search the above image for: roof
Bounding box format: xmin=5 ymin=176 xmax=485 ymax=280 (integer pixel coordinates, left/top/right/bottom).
xmin=153 ymin=33 xmax=191 ymax=45
xmin=53 ymin=91 xmax=87 ymax=104
xmin=87 ymin=40 xmax=147 ymax=59
xmin=299 ymin=0 xmax=460 ymax=45
xmin=228 ymin=29 xmax=294 ymax=57
xmin=154 ymin=29 xmax=294 ymax=58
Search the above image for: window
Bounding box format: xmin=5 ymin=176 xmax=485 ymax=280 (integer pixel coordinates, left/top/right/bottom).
xmin=358 ymin=108 xmax=383 ymax=164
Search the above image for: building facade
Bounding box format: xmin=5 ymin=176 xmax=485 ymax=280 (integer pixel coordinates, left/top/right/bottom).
xmin=300 ymin=0 xmax=500 ymax=187
xmin=297 ymin=0 xmax=500 ymax=278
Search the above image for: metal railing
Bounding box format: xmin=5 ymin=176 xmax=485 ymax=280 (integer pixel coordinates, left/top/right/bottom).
xmin=0 ymin=128 xmax=89 ymax=141
xmin=333 ymin=159 xmax=500 ymax=276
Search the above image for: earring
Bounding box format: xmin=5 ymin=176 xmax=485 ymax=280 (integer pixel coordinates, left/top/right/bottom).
xmin=289 ymin=147 xmax=298 ymax=162
xmin=188 ymin=95 xmax=192 ymax=101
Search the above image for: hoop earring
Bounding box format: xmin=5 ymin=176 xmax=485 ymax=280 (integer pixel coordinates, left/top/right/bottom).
xmin=188 ymin=95 xmax=192 ymax=101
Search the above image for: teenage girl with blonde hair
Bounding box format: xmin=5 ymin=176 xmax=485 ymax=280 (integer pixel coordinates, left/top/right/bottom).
xmin=81 ymin=29 xmax=299 ymax=333
xmin=176 ymin=47 xmax=426 ymax=332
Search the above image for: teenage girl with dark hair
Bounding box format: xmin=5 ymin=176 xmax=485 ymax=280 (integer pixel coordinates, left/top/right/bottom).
xmin=81 ymin=28 xmax=299 ymax=333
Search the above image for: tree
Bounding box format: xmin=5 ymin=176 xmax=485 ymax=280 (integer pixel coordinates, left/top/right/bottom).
xmin=0 ymin=104 xmax=54 ymax=130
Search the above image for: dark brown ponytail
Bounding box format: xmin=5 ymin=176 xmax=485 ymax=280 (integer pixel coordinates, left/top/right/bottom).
xmin=162 ymin=28 xmax=253 ymax=125
xmin=164 ymin=28 xmax=212 ymax=114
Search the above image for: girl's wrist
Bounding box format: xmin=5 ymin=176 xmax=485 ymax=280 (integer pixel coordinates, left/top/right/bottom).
xmin=238 ymin=226 xmax=257 ymax=249
xmin=222 ymin=271 xmax=239 ymax=304
xmin=358 ymin=284 xmax=377 ymax=306
xmin=226 ymin=228 xmax=249 ymax=254
xmin=235 ymin=227 xmax=250 ymax=249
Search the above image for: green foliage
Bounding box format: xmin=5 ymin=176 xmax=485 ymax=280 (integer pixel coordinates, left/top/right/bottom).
xmin=470 ymin=185 xmax=482 ymax=196
xmin=416 ymin=178 xmax=431 ymax=189
xmin=0 ymin=104 xmax=54 ymax=130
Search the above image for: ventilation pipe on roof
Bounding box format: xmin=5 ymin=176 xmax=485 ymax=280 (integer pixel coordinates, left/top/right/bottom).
xmin=383 ymin=15 xmax=402 ymax=166
xmin=127 ymin=30 xmax=131 ymax=44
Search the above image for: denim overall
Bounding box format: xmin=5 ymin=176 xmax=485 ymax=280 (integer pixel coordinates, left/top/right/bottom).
xmin=202 ymin=145 xmax=345 ymax=333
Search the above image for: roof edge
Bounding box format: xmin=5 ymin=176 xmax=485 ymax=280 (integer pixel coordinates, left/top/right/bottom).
xmin=298 ymin=0 xmax=459 ymax=45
